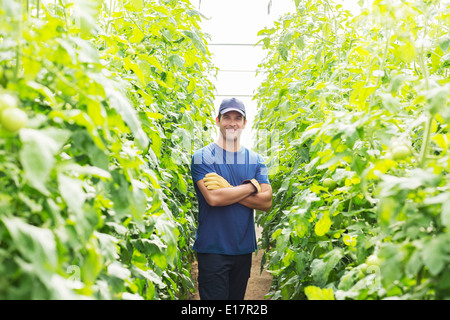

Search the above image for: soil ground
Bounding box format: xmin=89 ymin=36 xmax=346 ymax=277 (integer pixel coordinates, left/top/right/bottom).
xmin=187 ymin=226 xmax=273 ymax=300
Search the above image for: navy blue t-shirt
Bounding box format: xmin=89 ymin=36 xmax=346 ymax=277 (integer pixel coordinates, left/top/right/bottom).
xmin=190 ymin=143 xmax=270 ymax=255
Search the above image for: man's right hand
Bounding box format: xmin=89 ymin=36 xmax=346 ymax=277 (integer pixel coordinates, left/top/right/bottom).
xmin=203 ymin=173 xmax=231 ymax=190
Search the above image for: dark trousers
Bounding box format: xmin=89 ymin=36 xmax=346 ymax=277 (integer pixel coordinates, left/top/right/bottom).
xmin=197 ymin=253 xmax=252 ymax=300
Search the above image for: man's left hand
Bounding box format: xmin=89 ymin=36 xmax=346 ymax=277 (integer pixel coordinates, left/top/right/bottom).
xmin=203 ymin=173 xmax=232 ymax=190
xmin=242 ymin=179 xmax=261 ymax=193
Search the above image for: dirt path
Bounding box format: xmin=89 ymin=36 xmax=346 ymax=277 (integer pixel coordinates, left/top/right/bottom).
xmin=244 ymin=249 xmax=273 ymax=300
xmin=187 ymin=226 xmax=273 ymax=300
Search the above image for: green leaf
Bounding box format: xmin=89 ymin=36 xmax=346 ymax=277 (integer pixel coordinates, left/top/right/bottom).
xmin=149 ymin=129 xmax=162 ymax=158
xmin=58 ymin=173 xmax=86 ymax=215
xmin=107 ymin=261 xmax=131 ymax=280
xmin=379 ymin=244 xmax=403 ymax=286
xmin=278 ymin=46 xmax=288 ymax=61
xmin=439 ymin=36 xmax=450 ymax=52
xmin=304 ymin=286 xmax=335 ymax=300
xmin=73 ymin=0 xmax=101 ymax=35
xmin=2 ymin=217 xmax=57 ymax=275
xmin=421 ymin=235 xmax=449 ymax=276
xmin=311 ymin=249 xmax=343 ymax=285
xmin=176 ymin=172 xmax=187 ymax=194
xmin=81 ymin=240 xmax=104 ymax=285
xmin=169 ymin=54 xmax=185 ymax=68
xmin=58 ymin=162 xmax=111 ymax=180
xmin=380 ymin=93 xmax=400 ymax=113
xmin=441 ymin=198 xmax=450 ymax=230
xmin=295 ymin=36 xmax=305 ymax=50
xmin=72 ymin=37 xmax=101 ymax=64
xmin=395 ymin=41 xmax=416 ymax=63
xmin=104 ymin=86 xmax=149 ymax=149
xmin=181 ymin=30 xmax=206 ymax=54
xmin=151 ymin=251 xmax=168 ymax=270
xmin=290 ymin=209 xmax=309 ymax=237
xmin=388 ymin=74 xmax=406 ymax=93
xmin=129 ymin=179 xmax=148 ymax=224
xmin=124 ymin=0 xmax=144 ymax=11
xmin=124 ymin=57 xmax=146 ymax=85
xmin=427 ymin=85 xmax=449 ymax=115
xmin=146 ymin=112 xmax=164 ymax=120
xmin=139 ymin=55 xmax=164 ymax=71
xmin=130 ymin=28 xmax=145 ymax=43
xmin=314 ymin=213 xmax=332 ymax=236
xmin=19 ymin=128 xmax=71 ymax=196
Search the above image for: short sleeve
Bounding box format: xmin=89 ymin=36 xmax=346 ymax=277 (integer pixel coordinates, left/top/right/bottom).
xmin=191 ymin=149 xmax=215 ymax=183
xmin=255 ymin=154 xmax=270 ymax=185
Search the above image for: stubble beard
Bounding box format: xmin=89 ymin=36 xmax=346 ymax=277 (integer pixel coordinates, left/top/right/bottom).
xmin=223 ymin=128 xmax=241 ymax=149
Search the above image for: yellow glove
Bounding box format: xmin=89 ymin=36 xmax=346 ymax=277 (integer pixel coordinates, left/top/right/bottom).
xmin=203 ymin=173 xmax=231 ymax=190
xmin=243 ymin=179 xmax=261 ymax=193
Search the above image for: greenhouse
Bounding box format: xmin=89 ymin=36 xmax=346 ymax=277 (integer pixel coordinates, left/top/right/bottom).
xmin=1 ymin=0 xmax=450 ymax=306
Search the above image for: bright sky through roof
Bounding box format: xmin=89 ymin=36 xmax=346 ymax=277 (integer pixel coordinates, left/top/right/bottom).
xmin=195 ymin=0 xmax=360 ymax=150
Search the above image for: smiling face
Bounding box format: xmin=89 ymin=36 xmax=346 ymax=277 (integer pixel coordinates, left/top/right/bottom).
xmin=216 ymin=110 xmax=247 ymax=143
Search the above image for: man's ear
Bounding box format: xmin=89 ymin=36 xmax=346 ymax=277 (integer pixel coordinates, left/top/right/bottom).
xmin=215 ymin=117 xmax=220 ymax=126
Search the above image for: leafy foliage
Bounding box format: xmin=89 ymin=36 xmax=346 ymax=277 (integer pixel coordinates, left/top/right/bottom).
xmin=254 ymin=0 xmax=450 ymax=300
xmin=0 ymin=0 xmax=215 ymax=299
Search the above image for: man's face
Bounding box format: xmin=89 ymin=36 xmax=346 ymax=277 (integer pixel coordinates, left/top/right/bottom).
xmin=216 ymin=111 xmax=246 ymax=142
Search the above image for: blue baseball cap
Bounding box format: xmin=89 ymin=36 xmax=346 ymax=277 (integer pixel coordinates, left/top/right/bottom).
xmin=218 ymin=98 xmax=246 ymax=117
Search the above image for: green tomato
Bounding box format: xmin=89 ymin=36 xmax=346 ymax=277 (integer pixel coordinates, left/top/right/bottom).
xmin=392 ymin=145 xmax=410 ymax=160
xmin=137 ymin=44 xmax=146 ymax=52
xmin=323 ymin=178 xmax=337 ymax=190
xmin=0 ymin=93 xmax=18 ymax=112
xmin=125 ymin=48 xmax=135 ymax=56
xmin=1 ymin=108 xmax=28 ymax=132
xmin=358 ymin=263 xmax=368 ymax=279
xmin=359 ymin=263 xmax=368 ymax=273
xmin=366 ymin=254 xmax=381 ymax=267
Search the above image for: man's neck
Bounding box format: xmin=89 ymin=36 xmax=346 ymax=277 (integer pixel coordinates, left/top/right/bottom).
xmin=216 ymin=137 xmax=241 ymax=152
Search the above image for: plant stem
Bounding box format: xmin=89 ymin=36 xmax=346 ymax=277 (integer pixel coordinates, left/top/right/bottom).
xmin=419 ymin=113 xmax=433 ymax=168
xmin=417 ymin=9 xmax=431 ymax=168
xmin=368 ymin=27 xmax=390 ymax=115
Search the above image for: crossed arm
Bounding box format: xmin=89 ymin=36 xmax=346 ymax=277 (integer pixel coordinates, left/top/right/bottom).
xmin=196 ymin=179 xmax=273 ymax=212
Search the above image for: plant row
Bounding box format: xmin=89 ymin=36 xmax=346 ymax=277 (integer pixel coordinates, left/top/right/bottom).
xmin=0 ymin=0 xmax=215 ymax=299
xmin=254 ymin=0 xmax=450 ymax=299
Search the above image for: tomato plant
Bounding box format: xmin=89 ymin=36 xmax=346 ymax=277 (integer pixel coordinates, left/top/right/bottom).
xmin=0 ymin=0 xmax=215 ymax=299
xmin=254 ymin=0 xmax=450 ymax=300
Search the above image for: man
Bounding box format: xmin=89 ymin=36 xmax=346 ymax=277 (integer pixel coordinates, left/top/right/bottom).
xmin=190 ymin=97 xmax=273 ymax=300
